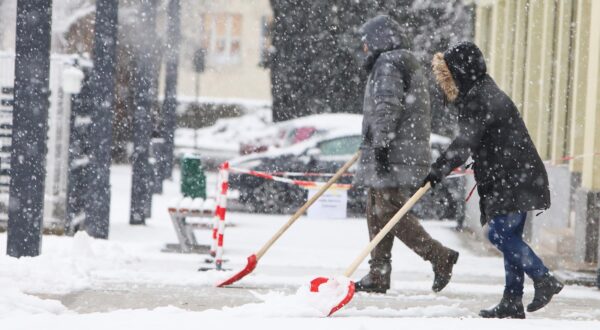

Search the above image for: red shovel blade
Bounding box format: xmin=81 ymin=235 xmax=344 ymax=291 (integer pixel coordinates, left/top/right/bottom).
xmin=216 ymin=254 xmax=258 ymax=287
xmin=310 ymin=277 xmax=355 ymax=317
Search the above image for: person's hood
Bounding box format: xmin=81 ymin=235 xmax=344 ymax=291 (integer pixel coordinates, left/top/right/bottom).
xmin=359 ymin=15 xmax=410 ymax=71
xmin=432 ymin=41 xmax=487 ymax=102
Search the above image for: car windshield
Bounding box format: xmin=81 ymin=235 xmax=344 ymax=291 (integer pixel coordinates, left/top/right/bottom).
xmin=317 ymin=135 xmax=361 ymax=156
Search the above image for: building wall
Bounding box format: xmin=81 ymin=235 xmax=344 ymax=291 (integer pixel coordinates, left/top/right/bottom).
xmin=470 ymin=0 xmax=600 ymax=269
xmin=167 ymin=0 xmax=272 ymax=103
xmin=1 ymin=1 xmax=273 ymax=102
xmin=0 ymin=0 xmax=16 ymax=51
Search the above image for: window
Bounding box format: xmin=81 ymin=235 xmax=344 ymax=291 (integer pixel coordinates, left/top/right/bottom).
xmin=317 ymin=136 xmax=362 ymax=156
xmin=202 ymin=13 xmax=242 ymax=66
xmin=259 ymin=16 xmax=272 ymax=67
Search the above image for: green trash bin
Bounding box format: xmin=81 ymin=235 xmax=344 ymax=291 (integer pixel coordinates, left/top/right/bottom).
xmin=181 ymin=154 xmax=207 ymax=199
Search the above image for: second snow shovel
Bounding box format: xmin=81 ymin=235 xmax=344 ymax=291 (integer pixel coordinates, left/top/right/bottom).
xmin=216 ymin=151 xmax=361 ymax=287
xmin=309 ymin=182 xmax=431 ymax=316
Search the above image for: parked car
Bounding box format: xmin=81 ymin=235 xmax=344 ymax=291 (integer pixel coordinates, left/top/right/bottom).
xmin=228 ymin=130 xmax=466 ymax=221
xmin=239 ymin=113 xmax=363 ymax=155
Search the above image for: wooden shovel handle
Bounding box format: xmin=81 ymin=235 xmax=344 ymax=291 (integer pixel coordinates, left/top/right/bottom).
xmin=255 ymin=151 xmax=361 ymax=260
xmin=343 ymin=183 xmax=431 ymax=277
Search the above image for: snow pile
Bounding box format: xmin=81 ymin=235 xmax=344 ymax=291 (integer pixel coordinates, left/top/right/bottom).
xmin=175 ymin=96 xmax=271 ymax=112
xmin=0 ymin=232 xmax=139 ymax=295
xmin=204 ymin=277 xmax=354 ymax=318
xmin=0 ymin=281 xmax=68 ymax=317
xmin=216 ymin=276 xmax=470 ymax=319
xmin=7 ymin=309 xmax=600 ymax=330
xmin=0 ymin=232 xmax=143 ymax=317
xmin=217 ymin=290 xmax=327 ymax=317
xmin=196 ymin=109 xmax=273 ymax=150
xmin=175 ymin=108 xmax=272 ymax=156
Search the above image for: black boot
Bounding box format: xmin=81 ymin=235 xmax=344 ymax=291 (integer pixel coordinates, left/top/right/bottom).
xmin=431 ymin=248 xmax=459 ymax=292
xmin=355 ymin=260 xmax=391 ymax=294
xmin=527 ymin=273 xmax=564 ymax=312
xmin=479 ymin=294 xmax=526 ymax=319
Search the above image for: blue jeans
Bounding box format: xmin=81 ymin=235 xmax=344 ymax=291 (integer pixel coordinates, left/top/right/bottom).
xmin=488 ymin=212 xmax=549 ymax=297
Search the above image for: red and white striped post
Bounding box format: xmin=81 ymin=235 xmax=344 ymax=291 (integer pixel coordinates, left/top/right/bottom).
xmin=215 ymin=161 xmax=230 ymax=270
xmin=210 ymin=169 xmax=223 ymax=257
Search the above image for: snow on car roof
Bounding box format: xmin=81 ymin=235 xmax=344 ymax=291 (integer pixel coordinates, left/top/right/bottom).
xmin=276 ymin=113 xmax=363 ymax=130
xmin=230 ymin=128 xmax=362 ymax=165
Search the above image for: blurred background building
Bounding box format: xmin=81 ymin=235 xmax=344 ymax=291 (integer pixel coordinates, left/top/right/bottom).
xmin=172 ymin=0 xmax=272 ymax=103
xmin=0 ymin=0 xmax=273 ymax=102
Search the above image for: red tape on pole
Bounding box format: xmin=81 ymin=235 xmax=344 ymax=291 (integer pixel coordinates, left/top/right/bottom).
xmin=215 ymin=162 xmax=229 ymax=270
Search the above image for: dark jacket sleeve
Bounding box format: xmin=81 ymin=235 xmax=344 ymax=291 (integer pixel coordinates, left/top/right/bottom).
xmin=431 ymin=98 xmax=489 ymax=178
xmin=371 ymin=58 xmax=405 ymax=148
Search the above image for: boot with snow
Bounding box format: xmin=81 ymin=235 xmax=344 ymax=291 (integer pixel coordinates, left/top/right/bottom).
xmin=527 ymin=273 xmax=564 ymax=312
xmin=355 ymin=260 xmax=391 ymax=294
xmin=479 ymin=294 xmax=526 ymax=319
xmin=431 ymin=248 xmax=459 ymax=292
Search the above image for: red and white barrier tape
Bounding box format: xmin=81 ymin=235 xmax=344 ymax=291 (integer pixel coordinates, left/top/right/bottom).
xmin=546 ymin=152 xmax=600 ymax=163
xmin=214 ymin=162 xmax=230 ymax=270
xmin=229 ymin=166 xmax=352 ymax=190
xmin=447 ymin=152 xmax=600 ymax=202
xmin=446 ymin=152 xmax=600 ymax=180
xmin=270 ymin=171 xmax=354 ymax=177
xmin=228 ymin=151 xmax=599 ymax=206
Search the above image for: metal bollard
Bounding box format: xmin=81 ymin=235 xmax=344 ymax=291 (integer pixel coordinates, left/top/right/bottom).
xmin=7 ymin=1 xmax=53 ymax=258
xmin=151 ymin=136 xmax=166 ymax=194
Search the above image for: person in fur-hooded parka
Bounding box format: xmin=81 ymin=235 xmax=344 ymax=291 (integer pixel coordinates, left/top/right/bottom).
xmin=424 ymin=41 xmax=562 ymax=319
xmin=427 ymin=42 xmax=550 ymax=225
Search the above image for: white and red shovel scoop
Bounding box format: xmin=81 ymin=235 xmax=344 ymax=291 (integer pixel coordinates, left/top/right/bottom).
xmin=309 ymin=183 xmax=432 ymax=316
xmin=217 ymin=152 xmax=361 ymax=287
xmin=309 ymin=276 xmax=355 ymax=316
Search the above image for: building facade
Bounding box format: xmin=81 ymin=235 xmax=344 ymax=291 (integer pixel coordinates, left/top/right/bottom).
xmin=466 ymin=0 xmax=600 ymax=275
xmin=168 ymin=0 xmax=272 ymax=103
xmin=0 ymin=0 xmax=273 ymax=103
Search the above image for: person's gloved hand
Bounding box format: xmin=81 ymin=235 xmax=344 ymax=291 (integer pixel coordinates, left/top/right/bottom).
xmin=422 ymin=171 xmax=443 ymax=188
xmin=374 ymin=147 xmax=391 ymax=177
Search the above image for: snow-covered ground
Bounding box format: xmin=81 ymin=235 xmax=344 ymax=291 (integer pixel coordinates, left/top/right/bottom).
xmin=1 ymin=165 xmax=599 ymax=329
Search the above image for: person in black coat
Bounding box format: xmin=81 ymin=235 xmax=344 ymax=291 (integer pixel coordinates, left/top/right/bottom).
xmin=354 ymin=15 xmax=459 ymax=295
xmin=424 ymin=41 xmax=563 ymax=319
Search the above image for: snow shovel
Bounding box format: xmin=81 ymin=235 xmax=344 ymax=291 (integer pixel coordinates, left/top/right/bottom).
xmin=309 ymin=182 xmax=431 ymax=316
xmin=216 ymin=151 xmax=361 ymax=287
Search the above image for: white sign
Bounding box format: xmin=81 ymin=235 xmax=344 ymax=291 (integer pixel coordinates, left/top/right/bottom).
xmin=307 ymin=188 xmax=348 ymax=219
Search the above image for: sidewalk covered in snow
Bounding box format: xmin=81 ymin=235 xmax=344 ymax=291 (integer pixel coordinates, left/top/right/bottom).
xmin=1 ymin=166 xmax=599 ymax=329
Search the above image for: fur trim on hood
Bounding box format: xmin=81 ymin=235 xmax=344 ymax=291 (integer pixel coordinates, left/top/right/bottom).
xmin=432 ymin=52 xmax=459 ymax=103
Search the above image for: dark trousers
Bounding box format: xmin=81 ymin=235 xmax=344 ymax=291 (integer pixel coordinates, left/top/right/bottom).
xmin=366 ymin=188 xmax=447 ymax=265
xmin=487 ymin=212 xmax=549 ymax=297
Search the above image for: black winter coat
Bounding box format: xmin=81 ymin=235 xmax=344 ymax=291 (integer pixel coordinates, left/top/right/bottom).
xmin=354 ymin=15 xmax=431 ymax=189
xmin=431 ymin=42 xmax=550 ymax=225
